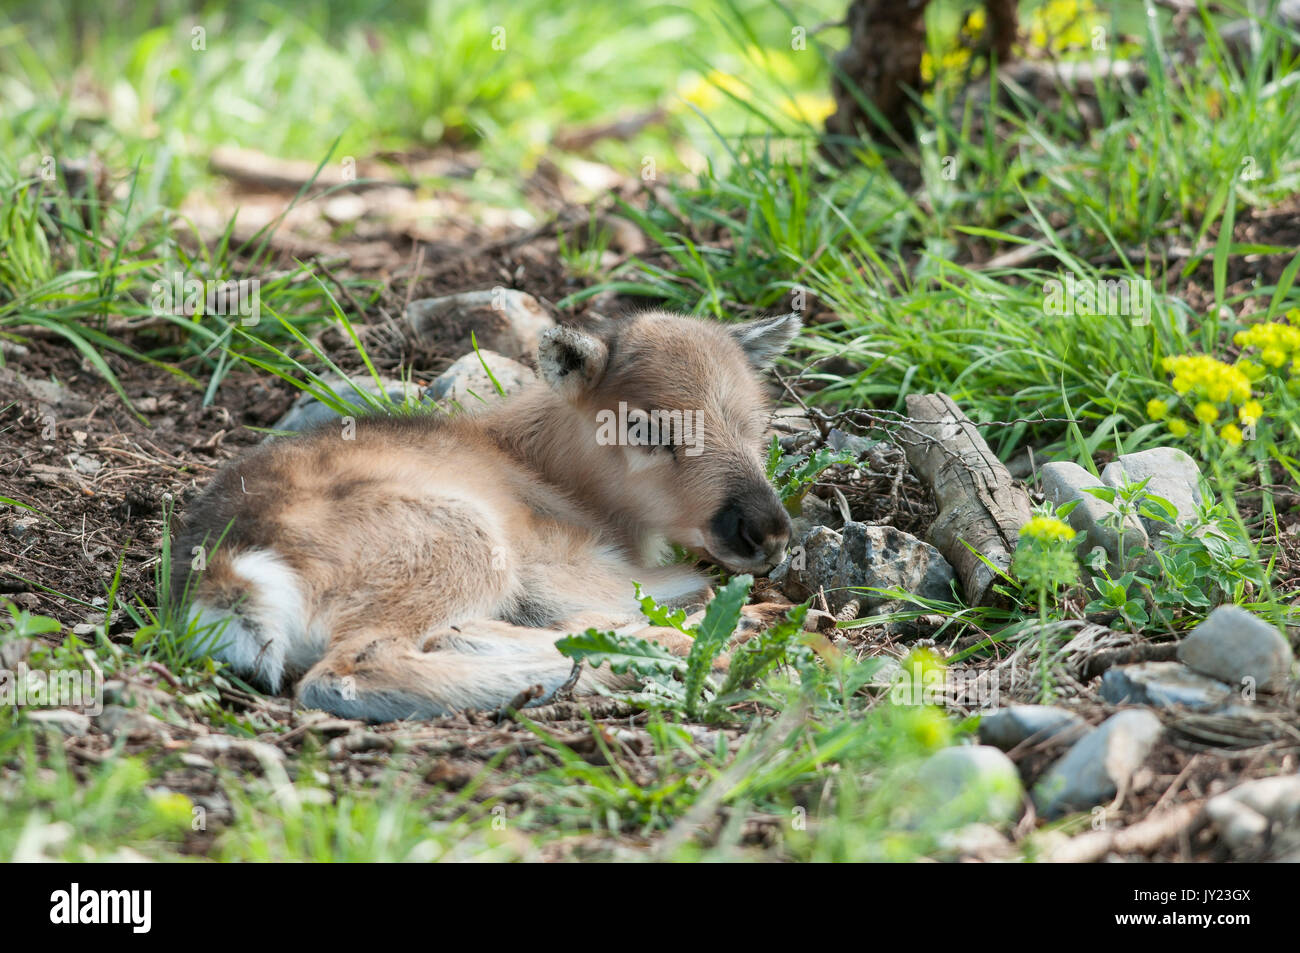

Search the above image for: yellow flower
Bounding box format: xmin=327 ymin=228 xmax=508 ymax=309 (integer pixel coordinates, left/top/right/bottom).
xmin=1161 ymin=354 xmax=1251 ymax=403
xmin=1021 ymin=515 xmax=1077 ymax=544
xmin=780 ymin=92 xmax=836 ymax=124
xmin=149 ymin=790 xmax=195 ymax=827
xmin=1194 ymin=401 xmax=1219 ymax=424
xmin=1146 ymin=398 xmax=1168 ymax=420
xmin=1239 ymin=400 xmax=1263 ymax=427
xmin=1238 ymin=359 xmax=1266 ymax=382
xmin=1235 ymin=320 xmax=1300 ymax=370
xmin=921 ymin=8 xmax=986 ymax=83
xmin=678 ymin=70 xmax=748 ymax=111
xmin=1221 ymin=424 xmax=1243 ymax=446
xmin=1026 ymin=0 xmax=1098 ymax=51
xmin=1168 ymin=419 xmax=1190 ymax=438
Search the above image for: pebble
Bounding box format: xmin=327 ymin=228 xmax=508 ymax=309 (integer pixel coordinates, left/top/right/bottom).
xmin=1099 ymin=447 xmax=1203 ymax=535
xmin=910 ymin=745 xmax=1024 ymax=828
xmin=773 ymin=522 xmax=956 ymax=613
xmin=1033 ymin=710 xmax=1162 ymax=818
xmin=427 ymin=349 xmax=535 ymax=405
xmin=1177 ymin=605 xmax=1294 ymax=693
xmin=405 ymin=289 xmax=555 ymax=361
xmin=1040 ymin=460 xmax=1148 ymax=564
xmin=1100 ymin=661 xmax=1233 ymax=711
xmin=978 ymin=705 xmax=1086 ymax=750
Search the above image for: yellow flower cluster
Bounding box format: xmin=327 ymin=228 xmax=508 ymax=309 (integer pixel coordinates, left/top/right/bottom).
xmin=1020 ymin=515 xmax=1076 ymax=544
xmin=1153 ymin=353 xmax=1259 ymax=446
xmin=922 ymin=1 xmax=1100 ymax=84
xmin=920 ymin=9 xmax=986 ymax=83
xmin=1234 ymin=317 xmax=1300 ymax=372
xmin=1027 ymin=0 xmax=1099 ymax=51
xmin=1161 ymin=354 xmax=1252 ymax=403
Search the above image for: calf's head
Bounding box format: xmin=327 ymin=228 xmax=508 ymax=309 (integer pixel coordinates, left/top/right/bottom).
xmin=537 ymin=310 xmax=800 ymax=574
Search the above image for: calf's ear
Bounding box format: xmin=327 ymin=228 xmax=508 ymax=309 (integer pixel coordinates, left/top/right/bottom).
xmin=728 ymin=312 xmax=802 ymax=369
xmin=538 ymin=326 xmax=609 ymax=398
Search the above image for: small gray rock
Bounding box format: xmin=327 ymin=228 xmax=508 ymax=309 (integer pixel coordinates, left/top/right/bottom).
xmin=1033 ymin=709 xmax=1163 ymax=818
xmin=69 ymin=453 xmax=102 ymax=476
xmin=406 ymin=289 xmax=555 ymax=361
xmin=0 ymin=366 xmax=91 ymax=414
xmin=1216 ymin=774 xmax=1300 ymax=824
xmin=1206 ymin=774 xmax=1300 ymax=854
xmin=428 ymin=349 xmax=535 ymax=405
xmin=0 ymin=638 xmax=34 ymax=669
xmin=776 ymin=521 xmax=956 ymax=612
xmin=1040 ymin=460 xmax=1148 ymax=564
xmin=1005 ymin=450 xmax=1036 ymax=481
xmin=910 ymin=745 xmax=1023 ymax=828
xmin=19 ymin=375 xmax=67 ymax=407
xmin=935 ymin=823 xmax=1014 ymax=861
xmin=788 ymin=493 xmax=842 ymax=542
xmin=1177 ymin=605 xmax=1294 ymax=692
xmin=826 ymin=428 xmax=879 ymax=458
xmin=863 ymin=655 xmax=903 ymax=689
xmin=1207 ymin=796 xmax=1271 ymax=850
xmin=25 ymin=709 xmax=91 ymax=736
xmin=768 ymin=406 xmax=813 ymax=436
xmin=96 ymin=705 xmax=171 ymax=743
xmin=978 ymin=705 xmax=1086 ymax=750
xmin=1100 ymin=447 xmax=1203 ymax=535
xmin=271 ymin=376 xmax=424 ymax=434
xmin=1100 ymin=661 xmax=1233 ymax=711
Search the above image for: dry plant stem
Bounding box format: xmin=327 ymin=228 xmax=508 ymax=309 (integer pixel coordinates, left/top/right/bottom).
xmin=1047 ymin=801 xmax=1207 ymax=863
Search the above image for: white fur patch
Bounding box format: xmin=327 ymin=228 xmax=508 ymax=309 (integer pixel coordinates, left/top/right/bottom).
xmin=622 ymin=444 xmax=672 ymax=473
xmin=640 ymin=568 xmax=709 ymax=605
xmin=191 ymin=549 xmax=322 ymax=691
xmin=677 ymin=529 xmax=707 ymax=550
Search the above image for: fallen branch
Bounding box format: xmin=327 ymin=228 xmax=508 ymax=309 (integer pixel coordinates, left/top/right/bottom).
xmin=209 ymin=146 xmax=476 ymax=193
xmin=552 ymin=108 xmax=668 ymax=151
xmin=1047 ymin=801 xmax=1206 ymax=863
xmin=902 ymin=393 xmax=1032 ymax=606
xmin=1079 ymin=640 xmax=1180 ymax=681
xmin=210 ymin=146 xmax=385 ymax=192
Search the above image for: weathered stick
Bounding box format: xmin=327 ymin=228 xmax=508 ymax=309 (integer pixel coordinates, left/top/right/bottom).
xmin=209 ymin=146 xmax=475 ymax=192
xmin=1046 ymin=801 xmax=1206 ymax=863
xmin=902 ymin=393 xmax=1032 ymax=607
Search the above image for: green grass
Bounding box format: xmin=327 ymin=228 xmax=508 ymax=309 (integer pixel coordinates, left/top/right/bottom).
xmin=0 ymin=0 xmax=840 ymax=400
xmin=589 ymin=1 xmax=1300 ymax=470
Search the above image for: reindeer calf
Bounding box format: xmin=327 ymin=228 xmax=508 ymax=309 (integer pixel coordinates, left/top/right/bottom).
xmin=174 ymin=311 xmax=799 ymax=721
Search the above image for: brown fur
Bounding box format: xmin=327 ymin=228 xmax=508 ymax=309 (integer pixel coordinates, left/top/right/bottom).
xmin=173 ymin=311 xmax=800 ymax=720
